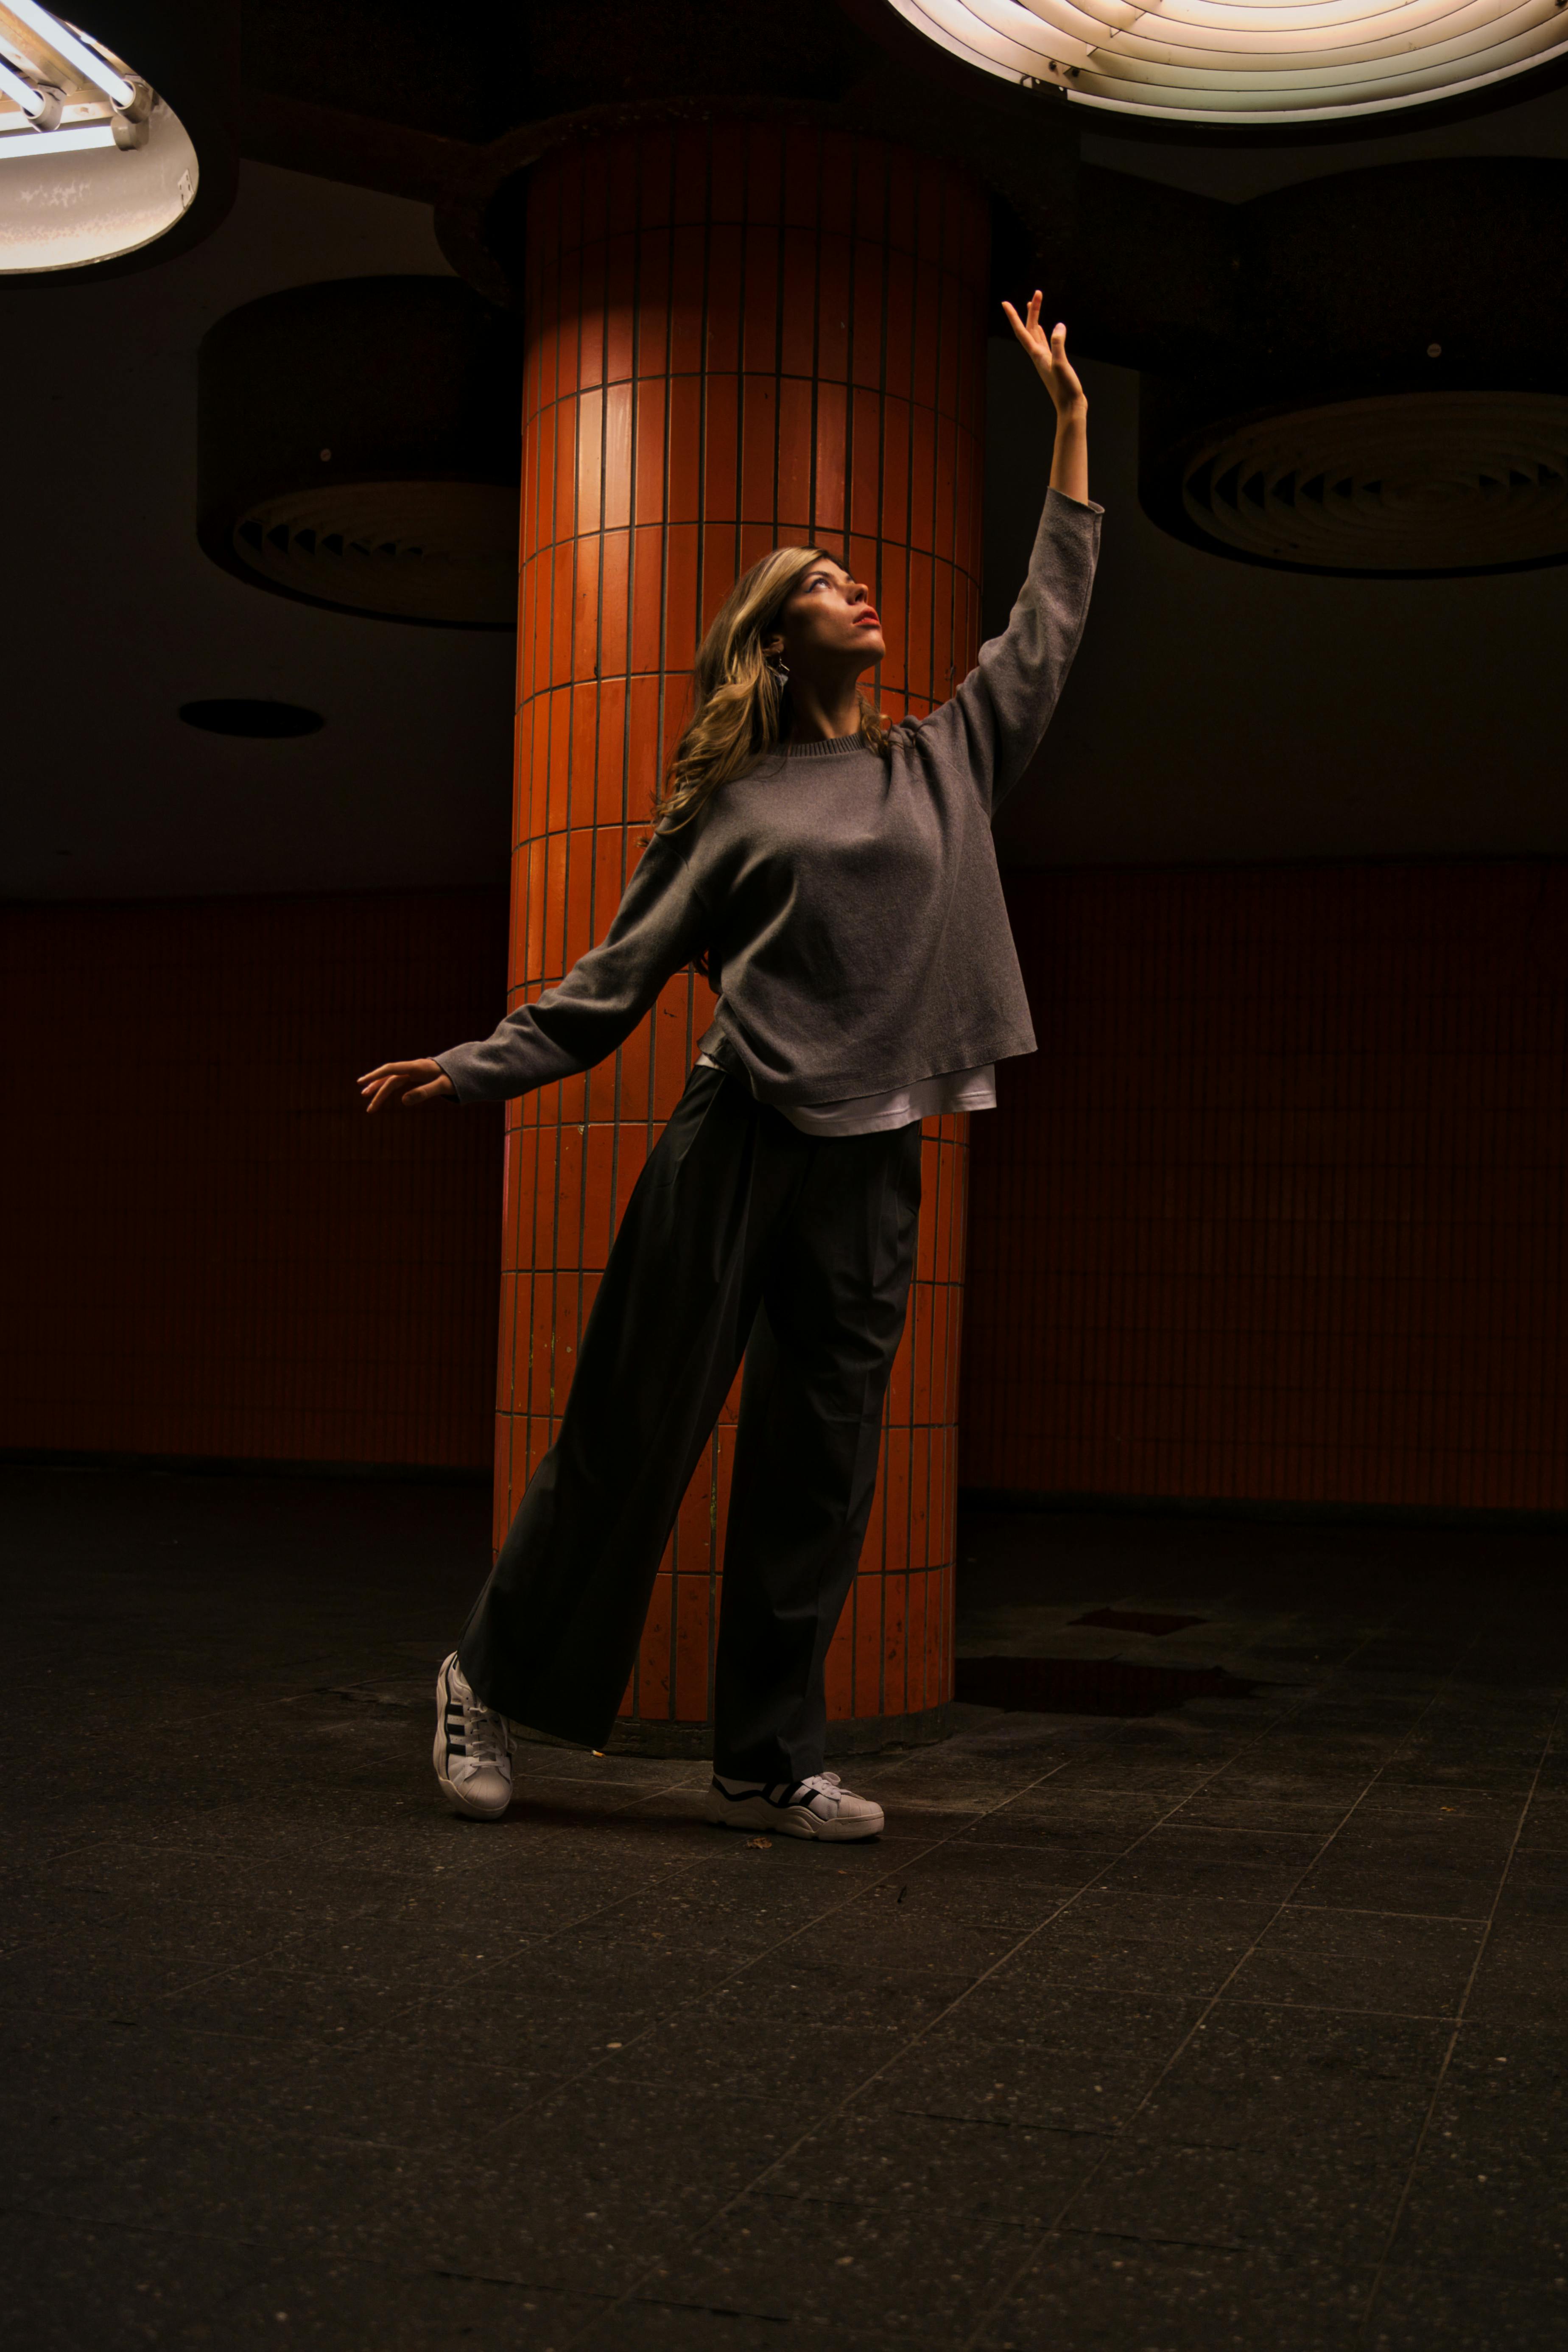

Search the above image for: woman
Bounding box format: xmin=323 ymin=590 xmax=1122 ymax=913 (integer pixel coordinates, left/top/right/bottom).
xmin=361 ymin=294 xmax=1098 ymax=1843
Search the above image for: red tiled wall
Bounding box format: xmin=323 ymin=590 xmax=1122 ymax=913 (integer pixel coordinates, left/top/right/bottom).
xmin=961 ymin=861 xmax=1568 ymax=1513
xmin=2 ymin=890 xmax=506 ymax=1468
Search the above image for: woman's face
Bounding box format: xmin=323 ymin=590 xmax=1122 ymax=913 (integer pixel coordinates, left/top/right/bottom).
xmin=767 ymin=559 xmax=886 ymax=676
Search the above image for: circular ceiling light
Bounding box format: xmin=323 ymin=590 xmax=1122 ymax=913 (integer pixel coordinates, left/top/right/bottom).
xmin=887 ymin=0 xmax=1568 ymax=126
xmin=1145 ymin=390 xmax=1568 ymax=574
xmin=179 ymin=699 xmax=324 ymax=738
xmin=0 ymin=2 xmax=210 ymax=271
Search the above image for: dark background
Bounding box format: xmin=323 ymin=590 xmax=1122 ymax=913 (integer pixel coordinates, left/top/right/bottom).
xmin=3 ymin=99 xmax=1565 ymax=1509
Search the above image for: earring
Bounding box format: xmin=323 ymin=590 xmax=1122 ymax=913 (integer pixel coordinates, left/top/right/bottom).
xmin=768 ymin=656 xmax=789 ymax=682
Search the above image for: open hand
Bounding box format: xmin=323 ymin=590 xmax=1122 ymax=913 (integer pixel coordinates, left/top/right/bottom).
xmin=1001 ymin=292 xmax=1085 ymax=418
xmin=358 ymin=1057 xmax=455 ymax=1113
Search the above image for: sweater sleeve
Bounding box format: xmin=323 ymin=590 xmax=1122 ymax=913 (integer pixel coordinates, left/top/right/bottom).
xmin=434 ymin=830 xmax=710 ymax=1103
xmin=909 ymin=487 xmax=1101 ymax=817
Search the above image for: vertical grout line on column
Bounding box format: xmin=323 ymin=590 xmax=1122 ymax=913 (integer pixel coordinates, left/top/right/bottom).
xmin=698 ymin=117 xmax=721 ymax=1730
xmin=544 ymin=165 xmax=576 ymax=1457
xmin=521 ymin=181 xmax=547 ymax=1500
xmin=841 ymin=131 xmax=860 ymax=1701
xmin=927 ymin=161 xmax=945 ymax=719
xmin=540 ymin=179 xmax=564 ymax=1505
xmin=898 ymin=143 xmax=915 ymax=724
xmin=695 ymin=117 xmax=715 ymax=647
xmin=878 ymin=142 xmax=896 ymax=1714
xmin=591 ymin=190 xmax=619 ymax=1384
xmin=623 ymin=131 xmax=646 ymax=1719
xmin=808 ymin=124 xmax=823 ymax=545
xmin=927 ymin=161 xmax=954 ymax=1644
xmin=658 ymin=131 xmax=684 ymax=1684
xmin=566 ymin=160 xmax=590 ymax=1462
xmin=505 ymin=183 xmax=539 ymax=1544
xmin=771 ymin=122 xmax=784 ymax=550
xmin=872 ymin=140 xmax=890 ymax=750
xmin=733 ymin=117 xmax=749 ymax=585
xmin=842 ymin=136 xmax=858 ymax=578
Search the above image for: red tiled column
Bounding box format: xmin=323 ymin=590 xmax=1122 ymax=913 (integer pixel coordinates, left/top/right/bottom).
xmin=501 ymin=119 xmax=988 ymax=1748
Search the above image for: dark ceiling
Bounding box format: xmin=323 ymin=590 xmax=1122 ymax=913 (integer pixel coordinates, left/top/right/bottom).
xmin=242 ymin=0 xmax=876 ymax=143
xmin=4 ymin=0 xmax=1567 ymax=901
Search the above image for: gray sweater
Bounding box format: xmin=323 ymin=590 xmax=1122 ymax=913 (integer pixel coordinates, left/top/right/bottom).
xmin=436 ymin=489 xmax=1101 ymax=1110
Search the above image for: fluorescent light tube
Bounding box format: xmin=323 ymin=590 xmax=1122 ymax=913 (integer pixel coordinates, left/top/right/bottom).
xmin=2 ymin=2 xmax=134 ymax=108
xmin=0 ymin=117 xmax=116 ymax=153
xmin=0 ymin=56 xmax=45 ymax=114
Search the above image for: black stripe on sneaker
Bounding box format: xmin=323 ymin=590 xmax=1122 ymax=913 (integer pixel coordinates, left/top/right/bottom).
xmin=712 ymin=1781 xmax=817 ymax=1815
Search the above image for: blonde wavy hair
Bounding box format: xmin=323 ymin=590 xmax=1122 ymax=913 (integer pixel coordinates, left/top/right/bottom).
xmin=655 ymin=545 xmax=892 ymax=831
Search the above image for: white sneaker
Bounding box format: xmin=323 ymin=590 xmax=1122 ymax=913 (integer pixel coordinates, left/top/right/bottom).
xmin=433 ymin=1652 xmax=513 ymax=1820
xmin=708 ymin=1771 xmax=883 ymax=1842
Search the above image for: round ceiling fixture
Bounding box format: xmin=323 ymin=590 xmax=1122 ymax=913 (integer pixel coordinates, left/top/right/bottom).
xmin=198 ymin=278 xmax=523 ymax=630
xmin=0 ymin=2 xmax=230 ymax=273
xmin=887 ymin=0 xmax=1568 ymax=126
xmin=226 ymin=481 xmax=520 ymax=629
xmin=179 ymin=699 xmax=324 ymax=738
xmin=1144 ymin=391 xmax=1568 ymax=576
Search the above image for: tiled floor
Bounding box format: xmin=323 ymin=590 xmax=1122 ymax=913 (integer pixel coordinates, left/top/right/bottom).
xmin=3 ymin=1469 xmax=1565 ymax=2350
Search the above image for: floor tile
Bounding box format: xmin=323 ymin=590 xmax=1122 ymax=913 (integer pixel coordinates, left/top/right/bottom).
xmin=1366 ymin=2264 xmax=1568 ymax=2350
xmin=1132 ymin=2002 xmax=1450 ymax=2148
xmin=1225 ymin=1907 xmax=1486 ymax=2016
xmin=606 ymin=1967 xmax=971 ymax=2103
xmin=953 ymin=1790 xmax=1178 ymax=1852
xmin=770 ymin=2103 xmax=1102 ymax=2229
xmin=199 ymin=2257 xmax=598 ymax=2350
xmin=574 ymin=2297 xmax=893 ymax=2351
xmin=1093 ymin=1826 xmax=1324 ymax=1903
xmin=975 ymin=2233 xmax=1373 ymax=2352
xmin=0 ymin=2207 xmax=267 ymax=2352
xmin=1492 ymin=1851 xmax=1568 ymax=1922
xmin=1450 ymin=1920 xmax=1562 ymax=2031
xmin=1513 ymin=1795 xmax=1568 ymax=1853
xmin=1004 ymin=1886 xmax=1285 ymax=1998
xmin=866 ymin=1983 xmax=1204 ymax=2133
xmin=886 ymin=1837 xmax=1126 ymax=1929
xmin=1070 ymin=2134 xmax=1417 ymax=2264
xmin=1154 ymin=1793 xmax=1356 ymax=1837
xmin=634 ymin=2190 xmax=1037 ymax=2337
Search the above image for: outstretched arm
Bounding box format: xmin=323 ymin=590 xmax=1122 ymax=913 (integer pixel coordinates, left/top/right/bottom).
xmin=1001 ymin=292 xmax=1089 ymax=506
xmin=359 ymin=831 xmax=709 ymax=1113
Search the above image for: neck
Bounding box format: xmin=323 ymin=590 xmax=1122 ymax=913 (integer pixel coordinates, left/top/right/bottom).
xmin=785 ymin=674 xmax=864 ymax=744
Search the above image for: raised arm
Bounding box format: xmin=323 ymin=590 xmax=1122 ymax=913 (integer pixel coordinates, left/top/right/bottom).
xmin=359 ymin=831 xmax=709 ymax=1112
xmin=1014 ymin=300 xmax=1090 ymax=508
xmin=910 ymin=298 xmax=1099 ymax=816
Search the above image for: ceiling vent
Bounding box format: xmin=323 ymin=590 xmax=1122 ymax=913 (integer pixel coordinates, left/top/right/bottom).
xmin=198 ymin=278 xmax=522 ymax=630
xmin=1137 ymin=164 xmax=1568 ymax=576
xmin=1162 ymin=393 xmax=1568 ymax=578
xmin=229 ymin=483 xmax=519 ymax=628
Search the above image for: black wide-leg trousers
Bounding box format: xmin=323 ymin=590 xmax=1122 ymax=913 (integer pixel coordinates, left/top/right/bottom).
xmin=457 ymin=1063 xmax=922 ymax=1783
